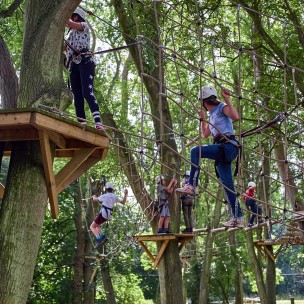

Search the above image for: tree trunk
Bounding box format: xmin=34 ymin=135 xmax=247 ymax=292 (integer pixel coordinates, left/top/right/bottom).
xmin=72 ymin=181 xmax=86 ymax=304
xmin=100 ymin=260 xmax=117 ymax=304
xmin=0 ymin=1 xmax=81 ymax=303
xmin=199 ymin=186 xmax=223 ymax=304
xmin=0 ymin=142 xmax=48 ymax=303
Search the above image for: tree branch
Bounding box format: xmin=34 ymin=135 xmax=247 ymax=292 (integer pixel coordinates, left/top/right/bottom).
xmin=0 ymin=0 xmax=24 ymax=18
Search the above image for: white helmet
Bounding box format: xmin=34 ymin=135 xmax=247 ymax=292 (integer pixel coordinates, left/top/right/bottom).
xmin=197 ymin=86 xmax=217 ymax=100
xmin=73 ymin=8 xmax=86 ymax=21
xmin=248 ymin=181 xmax=256 ymax=188
xmin=155 ymin=175 xmax=162 ymax=184
xmin=184 ymin=171 xmax=190 ymax=177
xmin=105 ymin=182 xmax=115 ymax=190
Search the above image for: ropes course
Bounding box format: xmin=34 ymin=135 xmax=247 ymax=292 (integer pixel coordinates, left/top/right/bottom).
xmin=43 ymin=0 xmax=304 ymax=268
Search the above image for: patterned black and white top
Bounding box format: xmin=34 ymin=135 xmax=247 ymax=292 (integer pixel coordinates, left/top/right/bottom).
xmin=66 ymin=22 xmax=93 ymax=67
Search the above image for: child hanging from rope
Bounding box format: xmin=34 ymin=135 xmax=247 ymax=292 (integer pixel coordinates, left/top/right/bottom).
xmin=176 ymin=86 xmax=244 ymax=228
xmin=155 ymin=175 xmax=178 ymax=234
xmin=65 ymin=8 xmax=104 ymax=131
xmin=180 ymin=171 xmax=194 ymax=233
xmin=243 ymin=181 xmax=262 ymax=227
xmin=90 ymin=182 xmax=128 ymax=248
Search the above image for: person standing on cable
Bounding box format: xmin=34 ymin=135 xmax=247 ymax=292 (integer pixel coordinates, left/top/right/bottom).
xmin=243 ymin=181 xmax=262 ymax=227
xmin=176 ymin=86 xmax=244 ymax=227
xmin=90 ymin=182 xmax=128 ymax=248
xmin=65 ymin=8 xmax=104 ymax=131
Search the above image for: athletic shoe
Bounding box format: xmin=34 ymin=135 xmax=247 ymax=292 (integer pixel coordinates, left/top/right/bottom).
xmin=157 ymin=228 xmax=165 ymax=234
xmin=95 ymin=124 xmax=105 ymax=131
xmin=182 ymin=228 xmax=193 ymax=234
xmin=176 ymin=184 xmax=194 ymax=195
xmin=222 ymin=218 xmax=238 ymax=227
xmin=247 ymin=223 xmax=254 ymax=227
xmin=94 ymin=235 xmax=108 ymax=249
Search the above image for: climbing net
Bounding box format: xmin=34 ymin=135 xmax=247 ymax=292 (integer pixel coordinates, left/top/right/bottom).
xmin=49 ymin=0 xmax=304 ymax=263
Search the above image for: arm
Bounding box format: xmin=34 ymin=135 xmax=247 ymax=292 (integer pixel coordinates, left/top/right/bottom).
xmin=66 ymin=19 xmax=84 ymax=31
xmin=221 ymin=88 xmax=240 ymax=121
xmin=165 ymin=178 xmax=178 ymax=194
xmin=120 ymin=189 xmax=128 ymax=205
xmin=197 ymin=110 xmax=211 ymax=138
xmin=92 ymin=195 xmax=100 ymax=203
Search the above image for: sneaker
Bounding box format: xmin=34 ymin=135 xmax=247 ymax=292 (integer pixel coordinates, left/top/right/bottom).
xmin=236 ymin=219 xmax=245 ymax=228
xmin=258 ymin=220 xmax=264 ymax=224
xmin=163 ymin=229 xmax=171 ymax=234
xmin=95 ymin=123 xmax=105 ymax=131
xmin=94 ymin=235 xmax=108 ymax=249
xmin=157 ymin=228 xmax=165 ymax=234
xmin=222 ymin=218 xmax=237 ymax=227
xmin=176 ymin=184 xmax=194 ymax=195
xmin=247 ymin=223 xmax=254 ymax=228
xmin=182 ymin=228 xmax=193 ymax=234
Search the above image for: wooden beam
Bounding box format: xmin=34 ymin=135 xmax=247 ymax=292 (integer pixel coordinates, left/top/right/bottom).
xmin=31 ymin=112 xmax=109 ymax=148
xmin=55 ymin=148 xmax=97 ymax=193
xmin=0 ymin=128 xmax=38 ymax=141
xmin=0 ymin=112 xmax=32 ymax=126
xmin=38 ymin=130 xmax=59 ymax=219
xmin=154 ymin=239 xmax=170 ymax=268
xmin=44 ymin=130 xmax=66 ymax=149
xmin=0 ymin=182 xmax=5 ymax=199
xmin=138 ymin=241 xmax=155 ymax=263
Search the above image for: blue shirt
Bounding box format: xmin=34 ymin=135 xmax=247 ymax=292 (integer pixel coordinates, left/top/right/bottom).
xmin=209 ymin=103 xmax=234 ymax=137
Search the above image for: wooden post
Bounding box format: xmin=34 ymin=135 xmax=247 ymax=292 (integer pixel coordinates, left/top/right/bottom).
xmin=290 ymin=297 xmax=295 ymax=304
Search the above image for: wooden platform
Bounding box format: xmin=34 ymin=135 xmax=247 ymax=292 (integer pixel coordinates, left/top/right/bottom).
xmin=254 ymin=236 xmax=304 ymax=261
xmin=133 ymin=233 xmax=194 ymax=268
xmin=0 ymin=109 xmax=110 ymax=218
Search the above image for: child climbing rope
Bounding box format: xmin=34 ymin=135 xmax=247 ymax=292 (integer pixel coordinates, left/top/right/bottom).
xmin=243 ymin=181 xmax=262 ymax=227
xmin=155 ymin=175 xmax=178 ymax=234
xmin=180 ymin=171 xmax=194 ymax=233
xmin=65 ymin=8 xmax=104 ymax=131
xmin=90 ymin=182 xmax=128 ymax=248
xmin=176 ymin=86 xmax=244 ymax=228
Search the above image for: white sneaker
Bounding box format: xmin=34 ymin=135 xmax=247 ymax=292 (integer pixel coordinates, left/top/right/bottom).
xmin=222 ymin=218 xmax=237 ymax=227
xmin=176 ymin=183 xmax=194 ymax=195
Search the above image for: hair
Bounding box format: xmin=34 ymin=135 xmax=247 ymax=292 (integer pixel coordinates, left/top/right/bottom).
xmin=72 ymin=13 xmax=85 ymax=23
xmin=203 ymin=95 xmax=220 ymax=106
xmin=106 ymin=188 xmax=114 ymax=193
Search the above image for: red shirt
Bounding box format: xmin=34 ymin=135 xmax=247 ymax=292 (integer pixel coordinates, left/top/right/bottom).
xmin=243 ymin=187 xmax=255 ymax=200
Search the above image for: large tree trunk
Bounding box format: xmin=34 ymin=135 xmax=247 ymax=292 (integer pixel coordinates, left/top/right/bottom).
xmin=0 ymin=1 xmax=81 ymax=303
xmin=100 ymin=260 xmax=117 ymax=304
xmin=0 ymin=142 xmax=48 ymax=303
xmin=72 ymin=181 xmax=86 ymax=304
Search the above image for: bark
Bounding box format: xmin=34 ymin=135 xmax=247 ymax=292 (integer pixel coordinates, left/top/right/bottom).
xmin=199 ymin=186 xmax=223 ymax=304
xmin=72 ymin=181 xmax=86 ymax=304
xmin=265 ymin=250 xmax=276 ymax=304
xmin=0 ymin=142 xmax=48 ymax=303
xmin=0 ymin=35 xmax=18 ymax=109
xmin=0 ymin=1 xmax=81 ymax=303
xmin=100 ymin=260 xmax=116 ymax=304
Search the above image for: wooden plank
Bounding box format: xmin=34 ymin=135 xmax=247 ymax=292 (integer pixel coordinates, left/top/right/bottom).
xmin=193 ymin=228 xmax=209 ymax=233
xmin=55 ymin=148 xmax=98 ymax=193
xmin=211 ymin=227 xmax=228 ymax=233
xmin=138 ymin=241 xmax=155 ymax=263
xmin=0 ymin=112 xmax=32 ymax=126
xmin=178 ymin=240 xmax=187 ymax=252
xmin=154 ymin=239 xmax=170 ymax=268
xmin=44 ymin=130 xmax=66 ymax=149
xmin=56 ymin=156 xmax=100 ymax=193
xmin=0 ymin=128 xmax=38 ymax=141
xmin=135 ymin=234 xmax=176 ymax=242
xmin=31 ymin=112 xmax=109 ymax=148
xmin=0 ymin=182 xmax=5 ymax=199
xmin=38 ymin=130 xmax=59 ymax=219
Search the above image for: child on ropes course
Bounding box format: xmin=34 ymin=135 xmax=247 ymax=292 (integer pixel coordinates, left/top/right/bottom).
xmin=155 ymin=175 xmax=178 ymax=234
xmin=90 ymin=182 xmax=128 ymax=248
xmin=65 ymin=8 xmax=104 ymax=131
xmin=176 ymin=86 xmax=244 ymax=228
xmin=180 ymin=171 xmax=194 ymax=233
xmin=243 ymin=181 xmax=262 ymax=227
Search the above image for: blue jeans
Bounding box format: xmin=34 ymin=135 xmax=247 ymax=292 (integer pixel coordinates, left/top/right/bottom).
xmin=189 ymin=143 xmax=242 ymax=218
